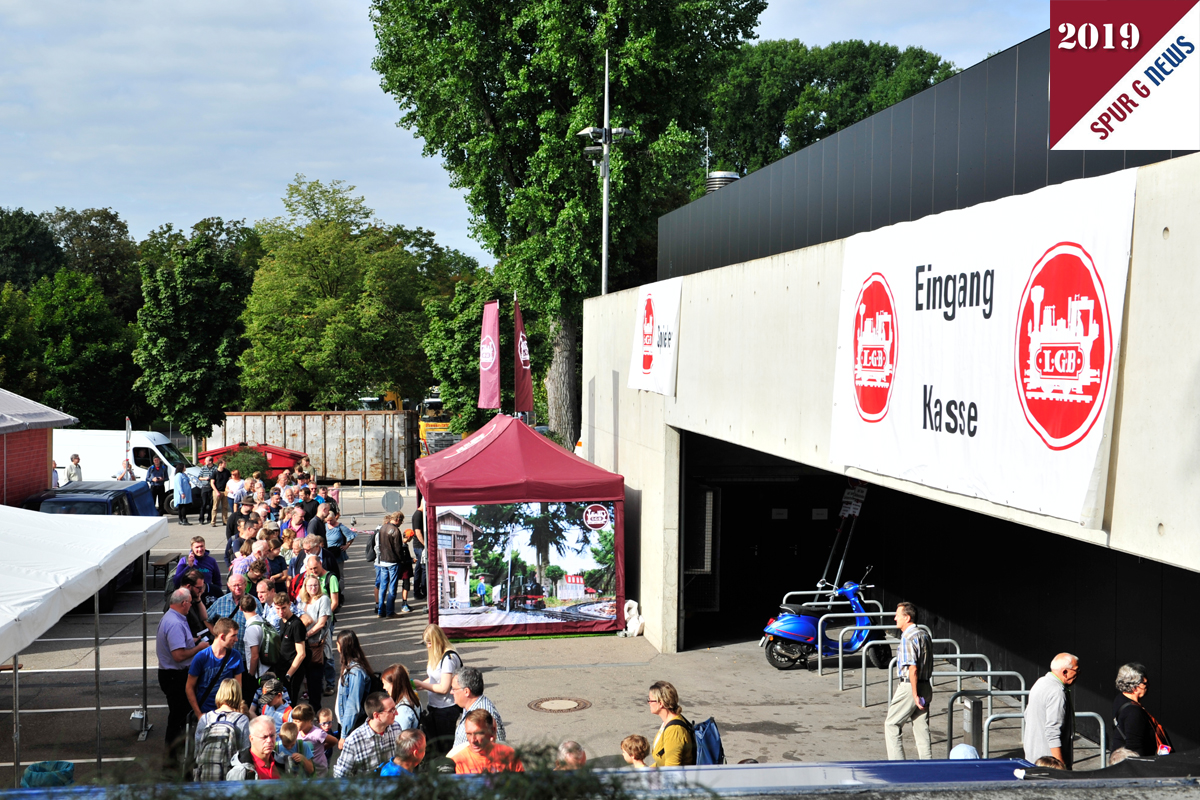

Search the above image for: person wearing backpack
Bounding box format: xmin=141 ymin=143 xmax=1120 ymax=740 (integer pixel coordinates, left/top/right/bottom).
xmin=648 ymin=681 xmax=695 ymax=766
xmin=194 ymin=678 xmax=251 ymax=781
xmin=412 ymin=624 xmax=462 ymax=757
xmin=335 ymin=631 xmax=375 ymax=736
xmin=242 ymin=596 xmax=281 ymax=698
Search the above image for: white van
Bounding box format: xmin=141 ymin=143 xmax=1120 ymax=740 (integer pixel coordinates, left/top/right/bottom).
xmin=52 ymin=430 xmax=200 ymax=513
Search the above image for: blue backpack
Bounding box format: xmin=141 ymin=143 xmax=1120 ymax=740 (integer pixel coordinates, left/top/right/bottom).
xmin=666 ymin=717 xmax=726 ymax=765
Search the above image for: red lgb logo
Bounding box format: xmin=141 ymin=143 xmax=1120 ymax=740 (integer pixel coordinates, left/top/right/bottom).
xmin=480 ymin=335 xmax=497 ymax=371
xmin=852 ymin=273 xmax=898 ymax=422
xmin=1014 ymin=242 xmax=1112 ymax=450
xmin=583 ymin=504 xmax=610 ymax=530
xmin=517 ymin=331 xmax=530 ymax=370
xmin=641 ymin=295 xmax=655 ymax=374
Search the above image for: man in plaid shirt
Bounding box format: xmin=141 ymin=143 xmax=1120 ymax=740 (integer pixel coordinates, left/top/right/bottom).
xmin=333 ymin=692 xmax=403 ymax=777
xmin=884 ymin=601 xmax=933 ymax=759
xmin=205 ymin=574 xmax=262 ymax=662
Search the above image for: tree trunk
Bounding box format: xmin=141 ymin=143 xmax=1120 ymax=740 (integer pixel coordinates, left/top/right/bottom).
xmin=544 ymin=313 xmax=579 ymax=449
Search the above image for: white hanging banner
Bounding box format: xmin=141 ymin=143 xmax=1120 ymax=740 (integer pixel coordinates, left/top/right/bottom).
xmin=829 ymin=168 xmax=1138 ymax=523
xmin=628 ymin=277 xmax=683 ymax=396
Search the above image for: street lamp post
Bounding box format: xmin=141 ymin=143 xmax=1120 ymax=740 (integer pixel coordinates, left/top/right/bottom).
xmin=578 ymin=50 xmax=634 ymax=296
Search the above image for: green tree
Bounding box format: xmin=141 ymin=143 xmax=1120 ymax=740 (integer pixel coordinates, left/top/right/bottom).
xmin=371 ymin=0 xmax=762 ymax=445
xmin=41 ymin=207 xmax=143 ymax=323
xmin=28 ymin=270 xmax=141 ymax=428
xmin=241 ymin=176 xmax=475 ymax=410
xmin=583 ymin=528 xmax=616 ymax=595
xmin=421 ymin=270 xmax=550 ymax=433
xmin=544 ymin=565 xmax=566 ymax=596
xmin=134 ymin=218 xmax=255 ymax=437
xmin=0 ymin=283 xmax=42 ymax=398
xmin=707 ymin=39 xmax=957 ymax=177
xmin=0 ymin=207 xmax=64 ymax=289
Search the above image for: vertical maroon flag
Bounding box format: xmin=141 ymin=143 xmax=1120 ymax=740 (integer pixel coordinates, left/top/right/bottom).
xmin=513 ymin=299 xmax=533 ymax=412
xmin=478 ymin=300 xmax=501 ymax=408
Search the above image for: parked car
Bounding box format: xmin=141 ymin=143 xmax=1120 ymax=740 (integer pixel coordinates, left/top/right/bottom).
xmin=22 ymin=481 xmax=159 ymax=611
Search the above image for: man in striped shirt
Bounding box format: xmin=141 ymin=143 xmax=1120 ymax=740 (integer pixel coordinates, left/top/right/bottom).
xmin=195 ymin=456 xmax=215 ymax=524
xmin=884 ymin=601 xmax=933 ymax=760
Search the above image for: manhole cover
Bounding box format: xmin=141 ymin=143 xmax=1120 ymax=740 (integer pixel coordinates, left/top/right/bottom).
xmin=528 ymin=697 xmax=592 ymax=713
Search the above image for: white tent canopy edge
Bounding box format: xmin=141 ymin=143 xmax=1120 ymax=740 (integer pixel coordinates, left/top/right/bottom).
xmin=0 ymin=504 xmax=168 ymax=664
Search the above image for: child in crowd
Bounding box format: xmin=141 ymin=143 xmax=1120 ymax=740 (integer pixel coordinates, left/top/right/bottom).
xmin=277 ymin=722 xmax=315 ymax=776
xmin=257 ymin=679 xmax=293 ymax=728
xmin=621 ymin=735 xmax=650 ymax=769
xmin=289 ymin=704 xmax=330 ymax=776
xmin=317 ymin=708 xmax=340 ymax=759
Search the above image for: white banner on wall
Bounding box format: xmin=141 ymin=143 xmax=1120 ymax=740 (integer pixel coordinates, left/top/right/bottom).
xmin=829 ymin=168 xmax=1138 ymax=523
xmin=628 ymin=277 xmax=684 ymax=396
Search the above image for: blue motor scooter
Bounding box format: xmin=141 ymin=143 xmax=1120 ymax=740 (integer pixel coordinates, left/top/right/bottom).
xmin=758 ymin=569 xmax=891 ymax=670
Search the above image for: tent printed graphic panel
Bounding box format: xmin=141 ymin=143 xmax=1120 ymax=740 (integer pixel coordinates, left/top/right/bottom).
xmin=415 ymin=414 xmax=625 ymax=638
xmin=435 ymin=502 xmax=618 ymax=630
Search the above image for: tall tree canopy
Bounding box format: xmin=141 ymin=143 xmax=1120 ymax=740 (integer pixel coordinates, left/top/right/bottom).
xmin=372 ymin=0 xmax=764 ymax=444
xmin=42 ymin=207 xmax=143 ymax=323
xmin=135 ymin=218 xmax=257 ymax=437
xmin=707 ymin=39 xmax=957 ymax=176
xmin=28 ymin=270 xmax=141 ymax=428
xmin=0 ymin=207 xmax=64 ymax=290
xmin=0 ymin=283 xmax=42 ymax=398
xmin=240 ymin=176 xmax=476 ymax=410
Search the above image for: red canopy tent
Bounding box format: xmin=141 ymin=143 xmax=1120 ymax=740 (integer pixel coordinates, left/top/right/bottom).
xmin=415 ymin=414 xmax=625 ymax=638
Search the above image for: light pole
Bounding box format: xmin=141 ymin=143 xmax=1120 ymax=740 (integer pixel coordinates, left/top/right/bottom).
xmin=578 ymin=50 xmax=634 ymax=296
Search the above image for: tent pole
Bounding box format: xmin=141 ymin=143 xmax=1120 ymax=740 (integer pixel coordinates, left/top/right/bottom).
xmin=140 ymin=550 xmax=149 ymax=740
xmin=94 ymin=591 xmax=101 ymax=775
xmin=12 ymin=654 xmax=19 ymax=788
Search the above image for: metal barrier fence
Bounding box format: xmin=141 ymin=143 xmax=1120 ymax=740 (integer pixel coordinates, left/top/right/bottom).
xmin=980 ymin=710 xmax=1107 ymax=765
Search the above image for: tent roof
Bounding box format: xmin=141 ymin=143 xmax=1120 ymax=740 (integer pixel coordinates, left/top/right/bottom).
xmin=0 ymin=388 xmax=78 ymax=435
xmin=0 ymin=505 xmax=168 ymax=663
xmin=415 ymin=415 xmax=624 ymax=505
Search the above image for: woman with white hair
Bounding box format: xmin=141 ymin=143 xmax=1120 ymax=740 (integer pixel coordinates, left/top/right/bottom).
xmin=1113 ymin=662 xmax=1171 ymax=757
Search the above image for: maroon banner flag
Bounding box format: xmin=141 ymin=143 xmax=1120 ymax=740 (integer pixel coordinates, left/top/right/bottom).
xmin=478 ymin=300 xmax=501 ymax=409
xmin=513 ymin=299 xmax=533 ymax=412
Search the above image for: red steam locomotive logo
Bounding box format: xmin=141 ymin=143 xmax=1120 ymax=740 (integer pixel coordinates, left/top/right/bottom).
xmin=517 ymin=331 xmax=530 ymax=370
xmin=480 ymin=335 xmax=497 ymax=371
xmin=583 ymin=504 xmax=610 ymax=530
xmin=641 ymin=295 xmax=655 ymax=374
xmin=1014 ymin=242 xmax=1112 ymax=450
xmin=852 ymin=273 xmax=898 ymax=422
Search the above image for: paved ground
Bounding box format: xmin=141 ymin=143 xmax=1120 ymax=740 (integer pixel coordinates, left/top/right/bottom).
xmin=0 ymin=486 xmax=1104 ymax=786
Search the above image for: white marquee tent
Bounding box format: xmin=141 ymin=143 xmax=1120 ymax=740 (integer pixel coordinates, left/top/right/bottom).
xmin=0 ymin=504 xmax=167 ymax=782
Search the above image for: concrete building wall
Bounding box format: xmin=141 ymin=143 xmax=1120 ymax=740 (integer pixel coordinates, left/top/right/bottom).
xmin=583 ymin=153 xmax=1200 ymax=652
xmin=2 ymin=428 xmax=52 ymax=507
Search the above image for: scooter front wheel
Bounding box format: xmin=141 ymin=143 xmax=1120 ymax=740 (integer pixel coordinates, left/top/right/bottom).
xmin=765 ymin=639 xmax=811 ymax=670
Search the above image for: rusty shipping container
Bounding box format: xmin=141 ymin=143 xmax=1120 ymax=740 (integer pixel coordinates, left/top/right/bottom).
xmin=205 ymin=411 xmax=418 ymax=482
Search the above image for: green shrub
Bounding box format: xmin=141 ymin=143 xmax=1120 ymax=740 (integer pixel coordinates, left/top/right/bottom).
xmin=223 ymin=446 xmax=270 ymax=479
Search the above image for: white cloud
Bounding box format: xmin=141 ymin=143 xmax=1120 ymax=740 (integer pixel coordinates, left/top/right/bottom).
xmin=0 ymin=1 xmax=1049 ymax=268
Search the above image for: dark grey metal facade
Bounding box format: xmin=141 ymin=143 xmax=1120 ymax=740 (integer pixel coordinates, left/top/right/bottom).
xmin=658 ymin=30 xmax=1195 ymax=280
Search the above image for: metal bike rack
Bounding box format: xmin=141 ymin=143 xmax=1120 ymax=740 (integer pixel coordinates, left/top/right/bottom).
xmin=944 ymin=688 xmax=1030 ymax=755
xmin=860 ymin=643 xmax=978 ymax=707
xmin=833 ymin=624 xmax=932 ymax=689
xmin=911 ymin=673 xmax=1026 ymax=720
xmin=780 ymin=590 xmax=883 ymax=615
xmin=981 ymin=710 xmax=1106 ymax=766
xmin=815 ymin=611 xmax=901 ymax=675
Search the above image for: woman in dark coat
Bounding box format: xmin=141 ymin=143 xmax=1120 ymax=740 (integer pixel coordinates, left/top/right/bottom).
xmin=1113 ymin=662 xmax=1170 ymax=757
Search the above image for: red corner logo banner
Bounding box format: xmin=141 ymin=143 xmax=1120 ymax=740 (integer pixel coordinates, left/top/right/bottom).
xmin=1051 ymin=0 xmax=1200 ymax=149
xmin=478 ymin=300 xmax=500 ymax=409
xmin=829 ymin=169 xmax=1138 ymax=525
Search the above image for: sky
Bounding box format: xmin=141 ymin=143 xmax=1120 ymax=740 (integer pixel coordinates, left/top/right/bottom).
xmin=0 ymin=1 xmax=1047 ymax=269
